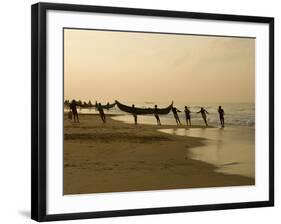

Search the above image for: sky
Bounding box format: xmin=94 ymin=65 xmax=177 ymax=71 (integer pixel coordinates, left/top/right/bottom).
xmin=64 ymin=29 xmax=255 ymax=104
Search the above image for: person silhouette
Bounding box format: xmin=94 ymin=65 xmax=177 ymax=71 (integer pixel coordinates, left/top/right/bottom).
xmin=154 ymin=105 xmax=161 ymax=125
xmin=184 ymin=106 xmax=191 ymax=126
xmin=132 ymin=104 xmax=137 ymax=125
xmin=70 ymin=99 xmax=79 ymax=123
xmin=97 ymin=103 xmax=106 ymax=123
xmin=218 ymin=105 xmax=225 ymax=128
xmin=172 ymin=107 xmax=182 ymax=126
xmin=197 ymin=107 xmax=209 ymax=126
xmin=106 ymin=102 xmax=110 ymax=110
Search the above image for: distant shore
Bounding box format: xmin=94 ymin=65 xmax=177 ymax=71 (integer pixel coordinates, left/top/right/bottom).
xmin=64 ymin=114 xmax=254 ymax=195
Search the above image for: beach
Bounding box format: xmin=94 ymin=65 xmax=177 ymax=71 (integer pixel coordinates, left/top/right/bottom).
xmin=64 ymin=114 xmax=254 ymax=195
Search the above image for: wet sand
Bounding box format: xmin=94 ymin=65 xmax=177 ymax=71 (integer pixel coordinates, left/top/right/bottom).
xmin=64 ymin=114 xmax=254 ymax=195
xmin=159 ymin=127 xmax=255 ymax=177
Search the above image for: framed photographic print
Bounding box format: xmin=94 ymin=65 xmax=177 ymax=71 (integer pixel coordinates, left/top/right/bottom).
xmin=31 ymin=2 xmax=274 ymax=222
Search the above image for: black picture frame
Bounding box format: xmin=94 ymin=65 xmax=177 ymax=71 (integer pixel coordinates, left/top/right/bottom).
xmin=31 ymin=2 xmax=274 ymax=222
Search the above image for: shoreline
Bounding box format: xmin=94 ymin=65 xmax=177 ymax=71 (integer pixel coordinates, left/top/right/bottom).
xmin=64 ymin=113 xmax=254 ymax=195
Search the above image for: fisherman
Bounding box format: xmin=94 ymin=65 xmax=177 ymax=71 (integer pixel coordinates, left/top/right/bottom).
xmin=184 ymin=106 xmax=191 ymax=126
xmin=88 ymin=100 xmax=92 ymax=107
xmin=87 ymin=100 xmax=92 ymax=111
xmin=197 ymin=107 xmax=209 ymax=126
xmin=218 ymin=105 xmax=225 ymax=128
xmin=154 ymin=105 xmax=161 ymax=125
xmin=97 ymin=103 xmax=106 ymax=123
xmin=69 ymin=99 xmax=79 ymax=123
xmin=132 ymin=104 xmax=137 ymax=125
xmin=172 ymin=107 xmax=182 ymax=126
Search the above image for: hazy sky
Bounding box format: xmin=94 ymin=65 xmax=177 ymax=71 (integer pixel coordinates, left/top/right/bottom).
xmin=64 ymin=29 xmax=255 ymax=104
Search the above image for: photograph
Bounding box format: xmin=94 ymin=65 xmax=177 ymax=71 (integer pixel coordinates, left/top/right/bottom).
xmin=63 ymin=28 xmax=255 ymax=195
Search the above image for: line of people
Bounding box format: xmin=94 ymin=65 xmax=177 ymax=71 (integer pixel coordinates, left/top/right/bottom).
xmin=175 ymin=105 xmax=224 ymax=128
xmin=68 ymin=100 xmax=106 ymax=123
xmin=132 ymin=104 xmax=224 ymax=128
xmin=170 ymin=106 xmax=209 ymax=127
xmin=68 ymin=99 xmax=225 ymax=128
xmin=159 ymin=105 xmax=224 ymax=128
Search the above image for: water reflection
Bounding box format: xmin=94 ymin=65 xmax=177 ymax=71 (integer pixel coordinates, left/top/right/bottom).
xmin=158 ymin=127 xmax=255 ymax=178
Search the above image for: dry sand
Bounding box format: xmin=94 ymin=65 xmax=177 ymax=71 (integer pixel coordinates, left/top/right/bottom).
xmin=64 ymin=114 xmax=254 ymax=195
